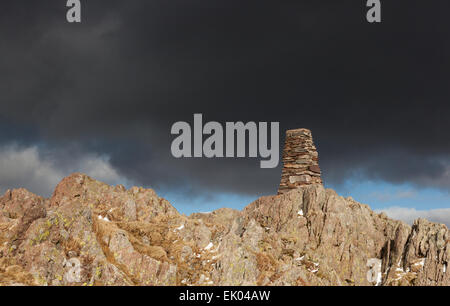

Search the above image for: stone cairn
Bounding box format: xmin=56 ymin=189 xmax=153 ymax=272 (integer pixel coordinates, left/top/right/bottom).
xmin=278 ymin=128 xmax=322 ymax=194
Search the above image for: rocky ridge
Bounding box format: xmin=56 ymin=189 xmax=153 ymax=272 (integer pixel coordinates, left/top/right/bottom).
xmin=0 ymin=173 xmax=448 ymax=286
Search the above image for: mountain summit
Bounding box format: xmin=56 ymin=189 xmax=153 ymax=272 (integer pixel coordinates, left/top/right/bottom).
xmin=0 ymin=128 xmax=448 ymax=286
xmin=0 ymin=172 xmax=448 ymax=286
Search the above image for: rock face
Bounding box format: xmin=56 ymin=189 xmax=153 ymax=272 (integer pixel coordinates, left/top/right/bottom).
xmin=0 ymin=173 xmax=448 ymax=286
xmin=278 ymin=128 xmax=322 ymax=195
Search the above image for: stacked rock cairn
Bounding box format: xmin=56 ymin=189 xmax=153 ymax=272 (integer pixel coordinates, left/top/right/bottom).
xmin=278 ymin=128 xmax=322 ymax=195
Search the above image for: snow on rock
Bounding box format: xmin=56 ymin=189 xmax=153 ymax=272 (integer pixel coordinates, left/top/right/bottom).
xmin=175 ymin=224 xmax=184 ymax=231
xmin=414 ymin=259 xmax=426 ymax=267
xmin=204 ymin=242 xmax=214 ymax=251
xmin=98 ymin=215 xmax=110 ymax=222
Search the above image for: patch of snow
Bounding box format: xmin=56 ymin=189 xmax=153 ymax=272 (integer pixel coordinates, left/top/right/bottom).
xmin=298 ymin=209 xmax=304 ymax=216
xmin=393 ymin=268 xmax=406 ymax=281
xmin=204 ymin=242 xmax=214 ymax=251
xmin=443 ymin=263 xmax=447 ymax=273
xmin=414 ymin=258 xmax=425 ymax=267
xmin=208 ymin=242 xmax=220 ymax=253
xmin=175 ymin=224 xmax=184 ymax=231
xmin=97 ymin=215 xmax=110 ymax=222
xmin=295 ymin=256 xmax=304 ymax=261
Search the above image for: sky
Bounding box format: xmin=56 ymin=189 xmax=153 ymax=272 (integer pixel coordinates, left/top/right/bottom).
xmin=0 ymin=1 xmax=449 ymax=225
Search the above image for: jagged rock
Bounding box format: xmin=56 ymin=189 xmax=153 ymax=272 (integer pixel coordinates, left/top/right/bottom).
xmin=0 ymin=173 xmax=448 ymax=286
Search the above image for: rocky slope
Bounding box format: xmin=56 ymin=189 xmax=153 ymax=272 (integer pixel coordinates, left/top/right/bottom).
xmin=0 ymin=173 xmax=448 ymax=286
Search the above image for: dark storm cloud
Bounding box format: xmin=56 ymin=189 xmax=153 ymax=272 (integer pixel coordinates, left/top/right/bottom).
xmin=0 ymin=0 xmax=449 ymax=197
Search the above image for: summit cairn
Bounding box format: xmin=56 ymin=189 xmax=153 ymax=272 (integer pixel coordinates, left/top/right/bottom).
xmin=278 ymin=128 xmax=322 ymax=194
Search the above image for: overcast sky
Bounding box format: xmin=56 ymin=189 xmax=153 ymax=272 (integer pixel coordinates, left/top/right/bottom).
xmin=0 ymin=1 xmax=449 ymax=224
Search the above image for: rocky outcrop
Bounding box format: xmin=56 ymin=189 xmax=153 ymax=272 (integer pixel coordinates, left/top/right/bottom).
xmin=278 ymin=129 xmax=322 ymax=194
xmin=0 ymin=173 xmax=448 ymax=286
